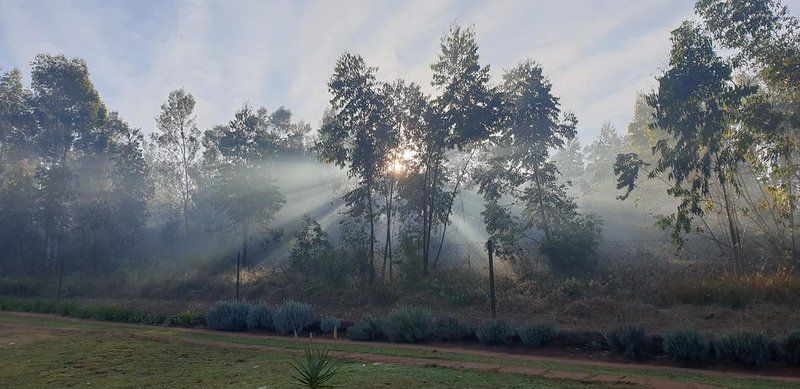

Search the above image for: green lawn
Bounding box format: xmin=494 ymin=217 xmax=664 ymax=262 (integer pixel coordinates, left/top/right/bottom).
xmin=1 ymin=313 xmax=798 ymax=389
xmin=0 ymin=331 xmax=605 ymax=388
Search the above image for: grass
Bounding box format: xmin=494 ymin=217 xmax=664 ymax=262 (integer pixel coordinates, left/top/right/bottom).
xmin=0 ymin=313 xmax=795 ymax=389
xmin=660 ymin=266 xmax=800 ymax=308
xmin=0 ymin=321 xmax=606 ymax=388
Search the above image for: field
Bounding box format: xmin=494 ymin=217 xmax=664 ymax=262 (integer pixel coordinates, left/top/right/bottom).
xmin=1 ymin=312 xmax=799 ymax=389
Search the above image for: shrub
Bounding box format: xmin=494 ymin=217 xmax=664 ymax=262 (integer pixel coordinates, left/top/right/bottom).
xmin=348 ymin=315 xmax=383 ymax=341
xmin=663 ymin=329 xmax=710 ymax=363
xmin=273 ymin=300 xmax=316 ymax=336
xmin=381 ymin=305 xmax=434 ymax=343
xmin=718 ymin=333 xmax=772 ymax=366
xmin=606 ymin=326 xmax=648 ymax=359
xmin=785 ymin=332 xmax=800 ymax=364
xmin=289 ymin=346 xmax=339 ymax=389
xmin=539 ymin=215 xmax=602 ymax=277
xmin=476 ymin=320 xmax=514 ymax=345
xmin=320 ymin=315 xmax=341 ymax=334
xmin=518 ymin=323 xmax=557 ymax=348
xmin=206 ymin=300 xmax=251 ymax=332
xmin=432 ymin=316 xmax=472 ymax=342
xmin=247 ymin=303 xmax=274 ymax=331
xmin=166 ymin=310 xmax=205 ymax=327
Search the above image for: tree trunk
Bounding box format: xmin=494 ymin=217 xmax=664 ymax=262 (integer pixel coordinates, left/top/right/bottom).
xmin=434 ymin=150 xmax=475 ymax=269
xmin=367 ymin=181 xmax=375 ymax=282
xmin=424 ymin=160 xmax=441 ymax=276
xmin=533 ymin=169 xmax=551 ymax=238
xmin=381 ymin=179 xmax=394 ymax=280
xmin=719 ymin=176 xmax=743 ymax=266
xmin=241 ymin=220 xmax=249 ymax=267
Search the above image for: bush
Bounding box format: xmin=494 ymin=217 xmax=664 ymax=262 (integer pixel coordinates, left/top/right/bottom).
xmin=247 ymin=303 xmax=274 ymax=331
xmin=206 ymin=300 xmax=251 ymax=332
xmin=381 ymin=305 xmax=434 ymax=343
xmin=432 ymin=316 xmax=472 ymax=342
xmin=348 ymin=315 xmax=383 ymax=341
xmin=518 ymin=323 xmax=557 ymax=348
xmin=273 ymin=300 xmax=316 ymax=336
xmin=165 ymin=310 xmax=205 ymax=327
xmin=785 ymin=332 xmax=800 ymax=364
xmin=718 ymin=333 xmax=772 ymax=366
xmin=476 ymin=320 xmax=514 ymax=345
xmin=663 ymin=329 xmax=710 ymax=363
xmin=606 ymin=326 xmax=648 ymax=359
xmin=320 ymin=315 xmax=341 ymax=334
xmin=539 ymin=215 xmax=602 ymax=277
xmin=290 ymin=346 xmax=339 ymax=389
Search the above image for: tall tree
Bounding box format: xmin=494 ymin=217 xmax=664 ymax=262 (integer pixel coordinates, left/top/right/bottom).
xmin=150 ymin=89 xmax=200 ymax=235
xmin=317 ymin=53 xmax=395 ymax=281
xmin=204 ymin=105 xmax=286 ymax=265
xmin=425 ymin=25 xmax=500 ymax=274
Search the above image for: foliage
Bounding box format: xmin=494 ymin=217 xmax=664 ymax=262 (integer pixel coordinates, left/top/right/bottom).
xmin=165 ymin=310 xmax=205 ymax=327
xmin=518 ymin=323 xmax=558 ymax=348
xmin=0 ymin=297 xmax=167 ymax=325
xmin=319 ymin=315 xmax=341 ymax=334
xmin=663 ymin=330 xmax=711 ymax=363
xmin=381 ymin=305 xmax=434 ymax=343
xmin=273 ymin=300 xmax=316 ymax=336
xmin=347 ymin=315 xmax=383 ymax=341
xmin=605 ymin=326 xmax=648 ymax=359
xmin=432 ymin=316 xmax=473 ymax=342
xmin=539 ymin=214 xmax=602 ymax=277
xmin=718 ymin=333 xmax=772 ymax=366
xmin=246 ymin=303 xmax=274 ymax=331
xmin=476 ymin=320 xmax=514 ymax=345
xmin=289 ymin=346 xmax=340 ymax=389
xmin=206 ymin=300 xmax=250 ymax=332
xmin=784 ymin=332 xmax=800 ymax=364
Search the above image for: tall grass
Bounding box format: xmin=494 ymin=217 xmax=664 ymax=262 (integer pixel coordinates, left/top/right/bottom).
xmin=660 ymin=266 xmax=800 ymax=307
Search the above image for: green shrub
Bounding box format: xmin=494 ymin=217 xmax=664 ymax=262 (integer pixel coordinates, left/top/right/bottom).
xmin=663 ymin=329 xmax=711 ymax=363
xmin=165 ymin=310 xmax=205 ymax=327
xmin=247 ymin=303 xmax=274 ymax=331
xmin=289 ymin=346 xmax=339 ymax=389
xmin=381 ymin=305 xmax=434 ymax=343
xmin=432 ymin=316 xmax=472 ymax=342
xmin=320 ymin=315 xmax=341 ymax=334
xmin=206 ymin=300 xmax=250 ymax=332
xmin=273 ymin=300 xmax=315 ymax=336
xmin=539 ymin=215 xmax=602 ymax=277
xmin=518 ymin=323 xmax=557 ymax=348
xmin=785 ymin=332 xmax=800 ymax=364
xmin=348 ymin=315 xmax=383 ymax=341
xmin=718 ymin=333 xmax=772 ymax=366
xmin=476 ymin=320 xmax=514 ymax=345
xmin=606 ymin=326 xmax=648 ymax=359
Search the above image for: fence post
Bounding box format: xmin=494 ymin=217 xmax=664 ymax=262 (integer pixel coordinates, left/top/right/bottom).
xmin=486 ymin=240 xmax=496 ymax=319
xmin=236 ymin=251 xmax=241 ymax=301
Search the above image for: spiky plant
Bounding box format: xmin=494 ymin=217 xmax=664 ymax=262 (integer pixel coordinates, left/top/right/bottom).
xmin=289 ymin=346 xmax=339 ymax=388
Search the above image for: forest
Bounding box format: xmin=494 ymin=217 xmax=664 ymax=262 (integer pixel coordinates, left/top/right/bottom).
xmin=2 ymin=1 xmax=800 ymax=380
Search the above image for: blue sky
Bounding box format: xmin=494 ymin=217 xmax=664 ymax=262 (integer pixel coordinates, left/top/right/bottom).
xmin=2 ymin=0 xmax=798 ymax=144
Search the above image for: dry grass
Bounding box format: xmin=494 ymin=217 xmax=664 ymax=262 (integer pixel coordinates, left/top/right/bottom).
xmin=660 ymin=265 xmax=800 ymax=308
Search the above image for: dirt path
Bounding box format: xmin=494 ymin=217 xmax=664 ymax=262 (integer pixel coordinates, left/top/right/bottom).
xmin=3 ymin=312 xmax=799 ymax=388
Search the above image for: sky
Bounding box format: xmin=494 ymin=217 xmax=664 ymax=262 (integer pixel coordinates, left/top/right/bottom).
xmin=1 ymin=0 xmax=798 ymax=144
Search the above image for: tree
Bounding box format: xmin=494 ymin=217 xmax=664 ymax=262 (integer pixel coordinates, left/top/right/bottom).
xmin=204 ymin=105 xmax=286 ymax=265
xmin=317 ymin=53 xmax=396 ymax=281
xmin=476 ymin=59 xmax=592 ymax=275
xmin=584 ymin=122 xmax=625 ymax=192
xmin=150 ymin=89 xmax=200 ymax=235
xmin=615 ymin=22 xmax=753 ymax=263
xmin=424 ymin=25 xmax=501 ymax=274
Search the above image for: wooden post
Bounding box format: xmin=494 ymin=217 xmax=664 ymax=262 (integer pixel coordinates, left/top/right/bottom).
xmin=236 ymin=252 xmax=241 ymax=301
xmin=487 ymin=240 xmax=496 ymax=319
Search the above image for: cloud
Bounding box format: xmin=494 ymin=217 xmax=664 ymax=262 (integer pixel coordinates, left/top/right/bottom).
xmin=0 ymin=0 xmax=706 ymax=143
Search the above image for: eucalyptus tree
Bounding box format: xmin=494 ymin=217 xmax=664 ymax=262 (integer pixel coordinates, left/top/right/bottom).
xmin=204 ymin=105 xmax=286 ymax=265
xmin=476 ymin=60 xmax=580 ymax=258
xmin=424 ymin=24 xmax=501 ymax=274
xmin=317 ymin=53 xmax=396 ymax=281
xmin=615 ymin=22 xmax=753 ymax=263
xmin=696 ymin=0 xmax=800 ymax=257
xmin=150 ymin=89 xmax=201 ymax=235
